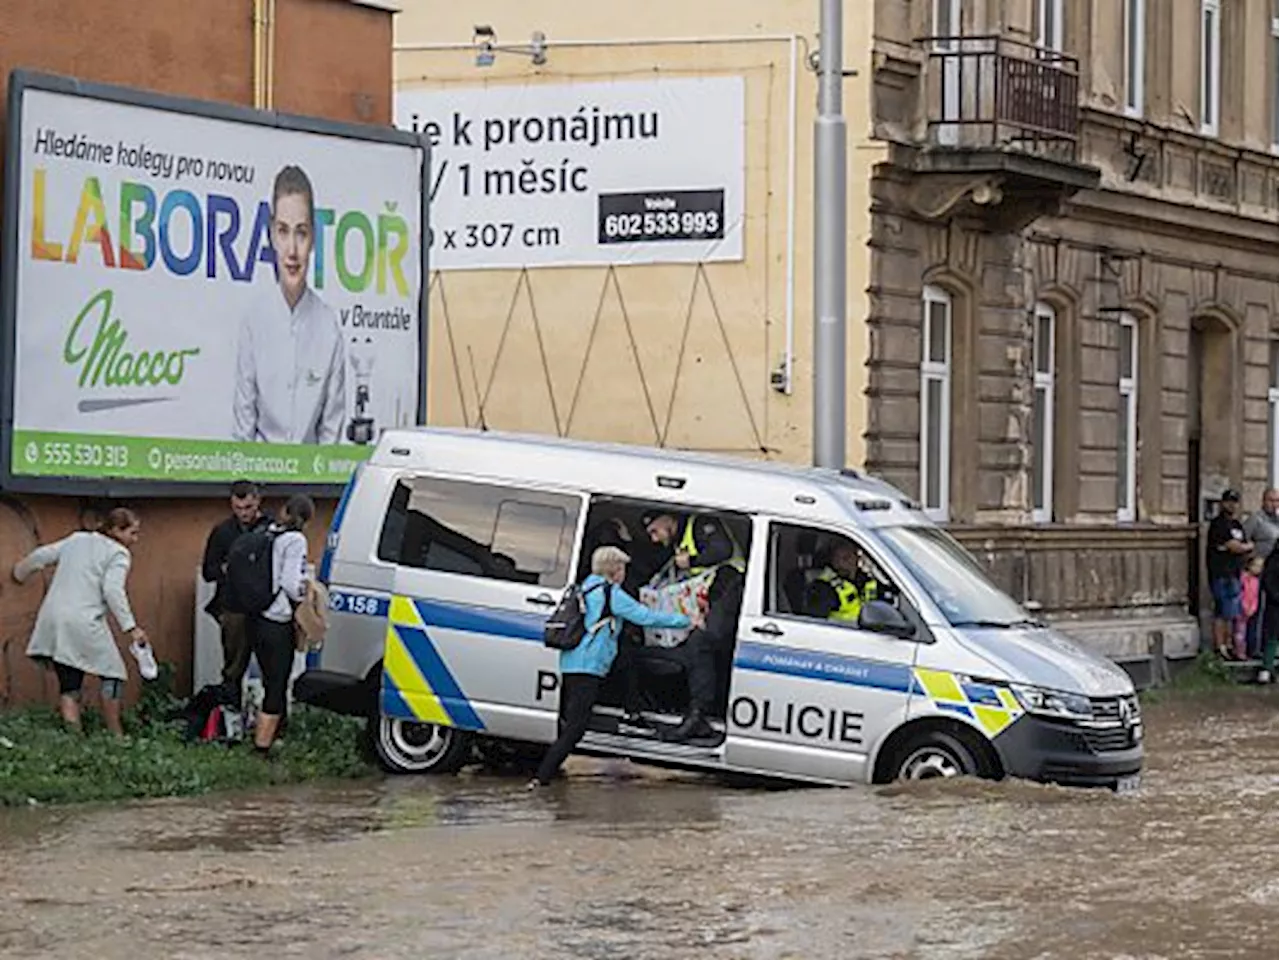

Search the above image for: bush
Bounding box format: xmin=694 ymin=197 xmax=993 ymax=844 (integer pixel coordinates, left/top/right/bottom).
xmin=0 ymin=673 xmax=374 ymax=807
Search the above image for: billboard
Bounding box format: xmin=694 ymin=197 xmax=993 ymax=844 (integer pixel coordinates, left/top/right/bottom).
xmin=395 ymin=76 xmax=744 ymax=271
xmin=1 ymin=71 xmax=429 ymax=492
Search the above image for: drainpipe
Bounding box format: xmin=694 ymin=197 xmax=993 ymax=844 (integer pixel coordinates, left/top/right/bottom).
xmin=252 ymin=0 xmax=276 ymax=110
xmin=265 ymin=0 xmax=277 ymax=109
xmin=252 ymin=0 xmax=265 ymax=109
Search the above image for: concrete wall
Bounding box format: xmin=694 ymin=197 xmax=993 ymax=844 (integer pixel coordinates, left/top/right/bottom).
xmin=394 ymin=0 xmax=883 ymax=466
xmin=0 ymin=0 xmax=392 ymax=707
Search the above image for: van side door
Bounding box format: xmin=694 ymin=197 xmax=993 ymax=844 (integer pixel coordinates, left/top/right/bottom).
xmin=379 ymin=474 xmax=587 ymax=744
xmin=724 ymin=517 xmax=927 ymax=784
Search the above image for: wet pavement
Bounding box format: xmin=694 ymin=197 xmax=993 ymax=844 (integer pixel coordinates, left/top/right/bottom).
xmin=1 ymin=690 xmax=1276 ymax=960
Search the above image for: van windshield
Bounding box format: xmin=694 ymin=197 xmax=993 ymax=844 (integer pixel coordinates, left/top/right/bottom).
xmin=876 ymin=525 xmax=1040 ymax=629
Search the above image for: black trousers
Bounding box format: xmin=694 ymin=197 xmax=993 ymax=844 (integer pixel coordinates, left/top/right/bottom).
xmin=248 ymin=615 xmax=296 ymax=716
xmin=535 ymin=673 xmax=601 ymax=785
xmin=641 ymin=627 xmax=729 ymax=714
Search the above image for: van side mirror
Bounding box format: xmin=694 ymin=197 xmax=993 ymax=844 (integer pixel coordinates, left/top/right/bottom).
xmin=858 ymin=600 xmax=916 ymax=640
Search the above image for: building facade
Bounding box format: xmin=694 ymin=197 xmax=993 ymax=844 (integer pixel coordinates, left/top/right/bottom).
xmin=865 ymin=0 xmax=1278 ymax=665
xmin=0 ymin=0 xmax=398 ymax=707
xmin=393 ymin=1 xmax=1278 ymax=669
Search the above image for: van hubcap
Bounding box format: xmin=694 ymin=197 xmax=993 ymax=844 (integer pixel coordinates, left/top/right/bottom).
xmin=899 ymin=747 xmax=961 ymax=780
xmin=382 ymin=717 xmax=450 ymax=767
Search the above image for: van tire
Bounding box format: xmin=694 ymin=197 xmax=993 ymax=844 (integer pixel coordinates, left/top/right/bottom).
xmin=892 ymin=730 xmax=978 ymax=781
xmin=370 ymin=714 xmax=472 ymax=775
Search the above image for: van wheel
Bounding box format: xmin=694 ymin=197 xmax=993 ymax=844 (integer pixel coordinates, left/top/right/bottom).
xmin=371 ymin=715 xmax=471 ymax=774
xmin=893 ymin=731 xmax=978 ymax=781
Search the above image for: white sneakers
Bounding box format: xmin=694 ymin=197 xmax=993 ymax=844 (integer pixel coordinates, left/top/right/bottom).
xmin=130 ymin=640 xmax=159 ymax=681
xmin=1257 ymin=670 xmax=1273 ymax=685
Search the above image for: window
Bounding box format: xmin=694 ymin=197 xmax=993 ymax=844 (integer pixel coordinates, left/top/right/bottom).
xmin=878 ymin=526 xmax=1035 ymax=628
xmin=1201 ymin=0 xmax=1221 ymax=136
xmin=1032 ymin=303 xmax=1056 ymax=523
xmin=1123 ymin=0 xmax=1145 ymax=117
xmin=767 ymin=523 xmax=904 ymax=623
xmin=1034 ymin=0 xmax=1064 ymax=52
xmin=921 ymin=286 xmax=953 ymax=522
xmin=1117 ymin=315 xmax=1139 ymax=522
xmin=1270 ymin=339 xmax=1279 ymax=488
xmin=377 ymin=476 xmax=580 ymax=587
xmin=1270 ymin=12 xmax=1279 ymax=151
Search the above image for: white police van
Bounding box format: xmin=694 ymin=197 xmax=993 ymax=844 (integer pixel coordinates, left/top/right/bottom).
xmin=296 ymin=427 xmax=1142 ymax=790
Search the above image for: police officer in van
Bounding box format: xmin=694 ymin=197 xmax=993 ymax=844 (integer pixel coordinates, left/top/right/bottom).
xmin=804 ymin=541 xmax=881 ymax=623
xmin=643 ymin=511 xmax=746 ymax=742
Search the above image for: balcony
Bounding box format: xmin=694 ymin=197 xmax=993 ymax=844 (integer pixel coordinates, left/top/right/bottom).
xmin=904 ymin=35 xmax=1100 ymax=229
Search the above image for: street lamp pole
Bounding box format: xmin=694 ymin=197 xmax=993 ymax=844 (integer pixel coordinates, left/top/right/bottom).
xmin=812 ymin=0 xmax=847 ymax=469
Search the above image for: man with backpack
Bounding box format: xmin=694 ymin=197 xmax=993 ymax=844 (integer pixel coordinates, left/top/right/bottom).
xmin=201 ymin=480 xmax=270 ymax=698
xmin=532 ymin=545 xmax=702 ymax=789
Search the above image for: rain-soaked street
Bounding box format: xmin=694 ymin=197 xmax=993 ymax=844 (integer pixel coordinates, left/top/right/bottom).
xmin=1 ymin=690 xmax=1276 ymax=960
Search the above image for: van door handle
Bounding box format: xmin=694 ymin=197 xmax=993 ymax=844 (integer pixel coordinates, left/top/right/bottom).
xmin=751 ymin=622 xmax=784 ymax=637
xmin=526 ymin=594 xmax=557 ymax=608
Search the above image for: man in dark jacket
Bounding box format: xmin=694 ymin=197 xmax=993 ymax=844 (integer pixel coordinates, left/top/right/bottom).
xmin=201 ymin=480 xmax=269 ymax=693
xmin=1259 ymin=546 xmax=1278 ymax=684
xmin=642 ymin=511 xmax=745 ymax=742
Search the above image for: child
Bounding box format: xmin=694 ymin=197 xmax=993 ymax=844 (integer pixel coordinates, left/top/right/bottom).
xmin=1235 ymin=556 xmax=1263 ymax=660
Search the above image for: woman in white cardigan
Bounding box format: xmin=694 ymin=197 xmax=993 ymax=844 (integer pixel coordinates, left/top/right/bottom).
xmin=12 ymin=508 xmax=149 ymax=736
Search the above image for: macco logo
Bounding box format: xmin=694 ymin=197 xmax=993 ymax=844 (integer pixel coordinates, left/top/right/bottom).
xmin=63 ymin=289 xmax=200 ymax=388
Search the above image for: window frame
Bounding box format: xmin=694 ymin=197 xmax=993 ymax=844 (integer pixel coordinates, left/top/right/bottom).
xmin=1123 ymin=0 xmax=1146 ymax=118
xmin=920 ymin=285 xmax=953 ymax=523
xmin=375 ymin=472 xmax=587 ymax=589
xmin=1200 ymin=0 xmax=1222 ymax=137
xmin=763 ymin=519 xmax=931 ymax=641
xmin=1032 ymin=302 xmax=1056 ymax=524
xmin=1034 ymin=0 xmax=1064 ymax=53
xmin=1269 ymin=339 xmax=1279 ymax=489
xmin=1270 ymin=14 xmax=1279 ymax=152
xmin=1117 ymin=314 xmax=1139 ymax=523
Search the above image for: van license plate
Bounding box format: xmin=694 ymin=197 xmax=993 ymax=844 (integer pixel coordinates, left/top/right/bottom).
xmin=1114 ymin=774 xmax=1141 ymax=795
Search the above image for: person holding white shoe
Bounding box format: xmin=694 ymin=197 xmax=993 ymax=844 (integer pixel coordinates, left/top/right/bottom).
xmin=12 ymin=508 xmax=153 ymax=737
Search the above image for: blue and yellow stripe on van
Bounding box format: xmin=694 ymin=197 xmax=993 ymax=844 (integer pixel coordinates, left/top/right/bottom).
xmin=911 ymin=668 xmax=1024 ymax=737
xmin=381 ymin=596 xmax=487 ymax=731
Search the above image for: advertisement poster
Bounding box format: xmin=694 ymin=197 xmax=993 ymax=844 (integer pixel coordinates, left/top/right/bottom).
xmin=2 ymin=75 xmax=427 ymax=487
xmin=395 ymin=76 xmax=744 ymax=270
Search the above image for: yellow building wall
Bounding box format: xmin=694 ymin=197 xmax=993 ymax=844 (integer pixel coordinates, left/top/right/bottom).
xmin=395 ymin=1 xmax=881 ymax=467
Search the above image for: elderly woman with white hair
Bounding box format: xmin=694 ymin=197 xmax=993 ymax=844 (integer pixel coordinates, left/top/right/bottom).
xmin=531 ymin=545 xmax=703 ymax=788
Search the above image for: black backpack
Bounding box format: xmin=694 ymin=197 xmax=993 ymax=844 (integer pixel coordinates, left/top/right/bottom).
xmin=223 ymin=526 xmax=280 ymax=615
xmin=543 ymin=581 xmax=613 ymax=651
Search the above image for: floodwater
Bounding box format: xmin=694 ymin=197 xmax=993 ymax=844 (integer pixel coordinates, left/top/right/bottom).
xmin=1 ymin=691 xmax=1276 ymax=960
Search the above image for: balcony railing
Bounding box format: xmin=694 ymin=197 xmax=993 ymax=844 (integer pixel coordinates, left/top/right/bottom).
xmin=918 ymin=35 xmax=1081 ymax=162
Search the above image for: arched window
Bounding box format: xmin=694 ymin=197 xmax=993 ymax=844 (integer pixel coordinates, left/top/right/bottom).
xmin=1032 ymin=302 xmax=1056 ymax=522
xmin=1117 ymin=313 xmax=1139 ymax=522
xmin=921 ymin=285 xmax=953 ymax=521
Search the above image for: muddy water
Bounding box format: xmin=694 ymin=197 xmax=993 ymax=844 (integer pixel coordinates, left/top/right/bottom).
xmin=2 ymin=691 xmax=1276 ymax=960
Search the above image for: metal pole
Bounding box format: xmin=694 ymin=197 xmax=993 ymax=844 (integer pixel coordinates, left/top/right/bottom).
xmin=813 ymin=0 xmax=847 ymax=469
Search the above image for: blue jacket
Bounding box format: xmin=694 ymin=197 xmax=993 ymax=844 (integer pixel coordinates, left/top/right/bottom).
xmin=559 ymin=574 xmax=691 ymax=677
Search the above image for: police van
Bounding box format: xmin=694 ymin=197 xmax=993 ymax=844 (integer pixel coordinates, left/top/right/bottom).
xmin=296 ymin=427 xmax=1143 ymax=791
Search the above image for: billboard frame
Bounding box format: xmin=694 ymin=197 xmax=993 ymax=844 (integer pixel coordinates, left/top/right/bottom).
xmin=0 ymin=69 xmax=430 ymax=498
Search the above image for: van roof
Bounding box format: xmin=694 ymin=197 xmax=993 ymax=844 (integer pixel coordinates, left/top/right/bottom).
xmin=368 ymin=427 xmax=929 ymax=528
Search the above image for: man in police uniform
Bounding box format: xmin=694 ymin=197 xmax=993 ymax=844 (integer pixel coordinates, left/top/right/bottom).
xmin=803 ymin=541 xmax=880 ymax=623
xmin=642 ymin=511 xmax=746 ymax=742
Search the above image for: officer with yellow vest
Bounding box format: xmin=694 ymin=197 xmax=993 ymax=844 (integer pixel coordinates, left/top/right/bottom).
xmin=641 ymin=511 xmax=746 ymax=742
xmin=804 ymin=542 xmax=879 ymax=623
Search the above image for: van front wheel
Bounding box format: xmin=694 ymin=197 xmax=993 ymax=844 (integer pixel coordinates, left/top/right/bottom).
xmin=371 ymin=715 xmax=471 ymax=774
xmin=893 ymin=730 xmax=978 ymax=781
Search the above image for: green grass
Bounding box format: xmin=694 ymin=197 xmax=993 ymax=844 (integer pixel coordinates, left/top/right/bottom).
xmin=1138 ymin=650 xmax=1244 ymax=704
xmin=0 ymin=666 xmax=374 ymax=807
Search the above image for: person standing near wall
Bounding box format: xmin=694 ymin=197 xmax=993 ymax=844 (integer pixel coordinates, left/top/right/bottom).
xmin=248 ymin=494 xmax=315 ymax=756
xmin=11 ymin=508 xmax=151 ymax=737
xmin=1206 ymin=490 xmax=1254 ymax=660
xmin=201 ymin=480 xmax=270 ymax=699
xmin=1242 ymin=488 xmax=1278 ymax=660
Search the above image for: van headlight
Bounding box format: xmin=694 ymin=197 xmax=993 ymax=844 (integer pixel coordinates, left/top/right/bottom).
xmin=1010 ymin=684 xmax=1092 ymax=720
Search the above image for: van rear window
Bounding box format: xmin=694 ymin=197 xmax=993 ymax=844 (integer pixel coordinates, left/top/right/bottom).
xmin=377 ymin=477 xmax=580 ymax=588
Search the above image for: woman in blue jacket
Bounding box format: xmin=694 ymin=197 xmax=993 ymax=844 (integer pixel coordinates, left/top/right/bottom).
xmin=531 ymin=545 xmax=702 ymax=788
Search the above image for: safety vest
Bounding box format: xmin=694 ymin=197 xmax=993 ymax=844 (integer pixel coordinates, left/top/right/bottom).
xmin=813 ymin=567 xmax=877 ymax=622
xmin=679 ymin=517 xmax=747 ymax=577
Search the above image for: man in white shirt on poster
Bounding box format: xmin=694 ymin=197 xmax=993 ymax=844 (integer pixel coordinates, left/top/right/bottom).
xmin=232 ymin=165 xmax=346 ymax=445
